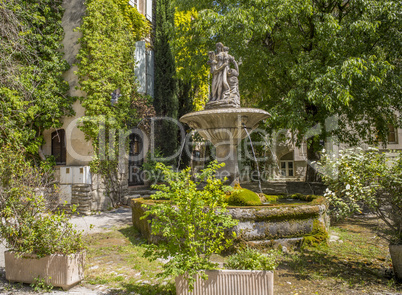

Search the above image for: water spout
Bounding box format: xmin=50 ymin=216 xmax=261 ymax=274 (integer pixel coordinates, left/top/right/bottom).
xmin=242 ymin=124 xmax=262 ymax=194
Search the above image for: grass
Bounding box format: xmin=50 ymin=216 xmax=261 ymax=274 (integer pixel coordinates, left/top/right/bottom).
xmin=80 ymin=215 xmax=401 ymax=295
xmin=82 ymin=226 xmax=175 ymax=294
xmin=274 ymin=215 xmax=401 ymax=294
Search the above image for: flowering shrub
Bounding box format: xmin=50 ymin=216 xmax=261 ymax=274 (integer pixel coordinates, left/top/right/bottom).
xmin=319 ymin=148 xmax=402 ymax=244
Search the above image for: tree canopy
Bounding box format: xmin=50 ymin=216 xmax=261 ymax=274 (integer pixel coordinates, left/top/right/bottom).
xmin=174 ymin=0 xmax=401 ymax=147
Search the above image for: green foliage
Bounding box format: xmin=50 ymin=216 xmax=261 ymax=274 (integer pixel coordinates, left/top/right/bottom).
xmin=227 ymin=188 xmax=262 ymax=206
xmin=174 ymin=0 xmax=401 ymax=146
xmin=30 ymin=276 xmax=54 ymax=292
xmin=76 ymin=0 xmax=151 ymax=206
xmin=225 ymin=246 xmax=279 ymax=271
xmin=0 ymin=144 xmax=84 ymax=256
xmin=142 ymin=148 xmax=165 ymax=184
xmin=153 ymin=0 xmax=179 ymax=158
xmin=173 ymin=9 xmax=209 ymax=111
xmin=319 ymin=148 xmax=402 ymax=244
xmin=77 ymin=0 xmax=146 ymax=141
xmin=115 ymin=0 xmax=150 ymax=39
xmin=142 ymin=161 xmax=238 ymax=290
xmin=0 ymin=0 xmax=75 ymax=155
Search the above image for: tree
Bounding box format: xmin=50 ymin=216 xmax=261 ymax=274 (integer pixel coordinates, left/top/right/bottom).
xmin=174 ymin=0 xmax=402 ymax=180
xmin=153 ymin=0 xmax=179 ymax=159
xmin=173 ymin=9 xmax=209 ymax=112
xmin=0 ymin=0 xmax=75 ymax=159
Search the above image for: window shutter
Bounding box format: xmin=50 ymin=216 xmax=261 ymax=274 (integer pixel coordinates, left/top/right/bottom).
xmin=146 ymin=50 xmax=154 ymax=97
xmin=134 ymin=41 xmax=146 ymax=93
xmin=146 ymin=0 xmax=152 ymax=22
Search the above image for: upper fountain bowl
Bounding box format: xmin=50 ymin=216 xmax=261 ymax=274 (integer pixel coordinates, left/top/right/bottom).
xmin=180 ymin=108 xmax=270 ymax=145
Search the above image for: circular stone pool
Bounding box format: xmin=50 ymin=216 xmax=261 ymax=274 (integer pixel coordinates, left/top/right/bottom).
xmin=131 ymin=195 xmax=329 ymax=249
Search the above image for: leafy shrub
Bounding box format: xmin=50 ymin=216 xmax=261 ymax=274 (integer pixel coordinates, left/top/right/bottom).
xmin=0 ymin=144 xmax=84 ymax=257
xmin=142 ymin=161 xmax=238 ymax=290
xmin=319 ymin=148 xmax=402 ymax=244
xmin=225 ymin=246 xmax=279 ymax=270
xmin=142 ymin=148 xmax=165 ymax=184
xmin=227 ymin=188 xmax=262 ymax=206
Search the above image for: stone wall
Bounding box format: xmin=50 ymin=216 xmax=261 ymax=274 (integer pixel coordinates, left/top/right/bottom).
xmin=241 ymin=181 xmax=327 ymax=196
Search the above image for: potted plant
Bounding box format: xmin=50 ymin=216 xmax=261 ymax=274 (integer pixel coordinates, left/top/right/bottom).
xmin=142 ymin=161 xmax=239 ymax=293
xmin=319 ymin=148 xmax=402 ymax=281
xmin=0 ymin=144 xmax=85 ymax=290
xmin=141 ymin=161 xmax=277 ymax=294
xmin=175 ymin=246 xmax=277 ymax=295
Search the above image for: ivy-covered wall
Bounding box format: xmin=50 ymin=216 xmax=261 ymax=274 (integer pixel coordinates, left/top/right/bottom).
xmin=42 ymin=0 xmax=90 ymax=166
xmin=0 ymin=0 xmax=75 ymax=159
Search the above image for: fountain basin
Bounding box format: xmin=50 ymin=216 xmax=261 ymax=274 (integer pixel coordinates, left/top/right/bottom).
xmin=131 ymin=195 xmax=329 ymax=248
xmin=180 ymin=108 xmax=270 ymax=145
xmin=180 ymin=108 xmax=270 ymax=183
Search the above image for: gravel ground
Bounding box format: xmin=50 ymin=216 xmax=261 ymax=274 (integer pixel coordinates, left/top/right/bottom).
xmin=0 ymin=206 xmax=132 ymax=294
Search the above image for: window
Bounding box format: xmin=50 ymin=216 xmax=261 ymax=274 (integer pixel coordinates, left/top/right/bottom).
xmin=280 ymin=161 xmax=294 ymax=177
xmin=280 ymin=151 xmax=294 ymax=177
xmin=128 ymin=0 xmax=137 ymax=7
xmin=388 ymin=124 xmax=398 ymax=143
xmin=51 ymin=130 xmax=66 ymax=165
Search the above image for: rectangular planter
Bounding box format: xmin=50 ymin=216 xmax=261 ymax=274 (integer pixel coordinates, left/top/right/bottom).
xmin=175 ymin=270 xmax=274 ymax=295
xmin=5 ymin=251 xmax=85 ymax=290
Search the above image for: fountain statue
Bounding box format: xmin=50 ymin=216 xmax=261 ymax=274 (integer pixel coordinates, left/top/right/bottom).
xmin=180 ymin=43 xmax=270 ymax=184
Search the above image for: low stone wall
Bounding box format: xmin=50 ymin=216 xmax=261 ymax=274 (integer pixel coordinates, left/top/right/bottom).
xmin=131 ymin=196 xmax=329 ymax=248
xmin=241 ymin=182 xmax=327 ymax=196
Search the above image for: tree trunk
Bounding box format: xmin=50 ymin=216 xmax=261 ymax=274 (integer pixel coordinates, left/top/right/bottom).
xmin=305 ymin=137 xmax=321 ymax=182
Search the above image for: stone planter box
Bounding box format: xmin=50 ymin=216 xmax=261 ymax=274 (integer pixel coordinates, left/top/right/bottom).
xmin=175 ymin=270 xmax=274 ymax=295
xmin=5 ymin=251 xmax=85 ymax=290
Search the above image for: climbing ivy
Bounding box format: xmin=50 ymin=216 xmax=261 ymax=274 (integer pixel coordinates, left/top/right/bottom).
xmin=0 ymin=0 xmax=75 ymax=158
xmin=76 ymin=0 xmax=151 ymax=205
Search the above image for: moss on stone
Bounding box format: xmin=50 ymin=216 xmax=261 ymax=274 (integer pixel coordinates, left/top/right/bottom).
xmin=264 ymin=195 xmax=279 ymax=203
xmin=301 ymin=219 xmax=329 ymax=248
xmin=227 ymin=188 xmax=262 ymax=206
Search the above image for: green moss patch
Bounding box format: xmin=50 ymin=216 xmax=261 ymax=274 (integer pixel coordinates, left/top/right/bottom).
xmin=301 ymin=220 xmax=329 ymax=248
xmin=227 ymin=188 xmax=262 ymax=206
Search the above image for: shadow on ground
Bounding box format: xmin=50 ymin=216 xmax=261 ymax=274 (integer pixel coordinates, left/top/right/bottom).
xmin=104 ymin=282 xmax=176 ymax=295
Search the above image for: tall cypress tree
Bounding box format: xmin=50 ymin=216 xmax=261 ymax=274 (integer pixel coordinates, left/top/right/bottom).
xmin=153 ymin=0 xmax=178 ymax=159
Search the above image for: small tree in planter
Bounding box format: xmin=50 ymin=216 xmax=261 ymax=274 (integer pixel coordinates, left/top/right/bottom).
xmin=142 ymin=161 xmax=238 ymax=290
xmin=318 ymin=148 xmax=402 ymax=280
xmin=0 ymin=144 xmax=85 ymax=289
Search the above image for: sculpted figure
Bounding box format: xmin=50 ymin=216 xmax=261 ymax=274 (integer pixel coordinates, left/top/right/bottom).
xmin=210 ymin=42 xmax=230 ymax=101
xmin=207 ymin=42 xmax=241 ymax=108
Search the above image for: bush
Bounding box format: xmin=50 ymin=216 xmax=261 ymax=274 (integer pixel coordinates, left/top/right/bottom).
xmin=0 ymin=144 xmax=84 ymax=257
xmin=227 ymin=188 xmax=262 ymax=206
xmin=318 ymin=148 xmax=402 ymax=244
xmin=225 ymin=246 xmax=279 ymax=270
xmin=142 ymin=161 xmax=238 ymax=290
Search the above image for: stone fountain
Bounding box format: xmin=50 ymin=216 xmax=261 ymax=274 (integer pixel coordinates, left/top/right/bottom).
xmin=180 ymin=42 xmax=270 ymax=184
xmin=133 ymin=45 xmax=329 ymax=247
